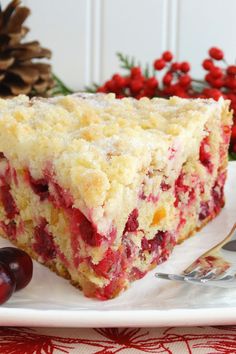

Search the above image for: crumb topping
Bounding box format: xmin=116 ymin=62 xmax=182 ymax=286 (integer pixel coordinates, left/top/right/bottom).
xmin=0 ymin=93 xmax=231 ymax=224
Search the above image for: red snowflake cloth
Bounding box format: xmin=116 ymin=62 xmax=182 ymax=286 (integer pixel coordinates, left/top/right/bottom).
xmin=0 ymin=326 xmax=236 ymax=353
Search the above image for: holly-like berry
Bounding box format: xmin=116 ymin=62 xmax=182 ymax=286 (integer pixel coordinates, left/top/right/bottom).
xmin=180 ymin=62 xmax=190 ymax=73
xmin=163 ymin=72 xmax=173 ymax=86
xmin=0 ymin=247 xmax=33 ymax=291
xmin=130 ymin=66 xmax=142 ymax=78
xmin=226 ymin=77 xmax=236 ymax=90
xmin=112 ymin=74 xmax=126 ymax=89
xmin=203 ymin=88 xmax=222 ymax=101
xmin=97 ymin=85 xmax=107 ymax=93
xmin=211 ymin=78 xmax=224 ymax=89
xmin=171 ymin=62 xmax=181 ymax=71
xmin=202 ymin=59 xmax=214 ymax=71
xmin=154 ymin=58 xmax=165 ymax=70
xmin=209 ymin=47 xmax=224 ymax=60
xmin=210 ymin=66 xmax=223 ymax=79
xmin=227 ymin=65 xmax=236 ymax=76
xmin=146 ymin=77 xmax=158 ymax=89
xmin=162 ymin=51 xmax=173 ymax=62
xmin=179 ymin=74 xmax=191 ymax=87
xmin=130 ymin=79 xmax=143 ymax=93
xmin=0 ymin=262 xmax=16 ymax=305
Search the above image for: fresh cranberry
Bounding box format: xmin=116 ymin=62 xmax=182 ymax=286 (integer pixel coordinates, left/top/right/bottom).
xmin=33 ymin=220 xmax=56 ymax=261
xmin=0 ymin=262 xmax=16 ymax=304
xmin=0 ymin=185 xmax=18 ymax=219
xmin=0 ymin=247 xmax=33 ymax=291
xmin=123 ymin=209 xmax=139 ymax=233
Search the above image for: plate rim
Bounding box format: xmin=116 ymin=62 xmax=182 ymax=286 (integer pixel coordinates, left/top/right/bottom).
xmin=1 ymin=307 xmax=236 ymax=327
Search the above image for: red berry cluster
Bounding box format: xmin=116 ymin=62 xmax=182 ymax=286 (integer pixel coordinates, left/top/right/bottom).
xmin=95 ymin=47 xmax=236 ymax=156
xmin=97 ymin=67 xmax=158 ymax=99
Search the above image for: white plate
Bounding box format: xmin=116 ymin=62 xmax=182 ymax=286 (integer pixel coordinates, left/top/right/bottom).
xmin=1 ymin=162 xmax=236 ymax=328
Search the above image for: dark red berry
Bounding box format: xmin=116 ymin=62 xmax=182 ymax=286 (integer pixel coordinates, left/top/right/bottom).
xmin=146 ymin=76 xmax=158 ymax=89
xmin=130 ymin=79 xmax=143 ymax=93
xmin=225 ymin=76 xmax=236 ymax=90
xmin=179 ymin=74 xmax=191 ymax=87
xmin=0 ymin=261 xmax=16 ymax=304
xmin=202 ymin=59 xmax=214 ymax=71
xmin=210 ymin=66 xmax=223 ymax=79
xmin=211 ymin=78 xmax=224 ymax=89
xmin=180 ymin=62 xmax=190 ymax=73
xmin=227 ymin=65 xmax=236 ymax=76
xmin=171 ymin=62 xmax=181 ymax=71
xmin=205 ymin=73 xmax=214 ymax=85
xmin=209 ymin=47 xmax=224 ymax=60
xmin=163 ymin=72 xmax=173 ymax=86
xmin=0 ymin=247 xmax=33 ymax=291
xmin=153 ymin=59 xmax=165 ymax=70
xmin=112 ymin=74 xmax=126 ymax=88
xmin=130 ymin=67 xmax=142 ymax=78
xmin=97 ymin=85 xmax=107 ymax=93
xmin=105 ymin=79 xmax=118 ymax=93
xmin=162 ymin=51 xmax=173 ymax=62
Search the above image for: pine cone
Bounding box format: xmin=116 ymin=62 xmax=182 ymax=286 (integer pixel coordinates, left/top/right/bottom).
xmin=0 ymin=0 xmax=54 ymax=97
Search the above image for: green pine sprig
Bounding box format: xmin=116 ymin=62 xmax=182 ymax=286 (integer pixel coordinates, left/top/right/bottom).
xmin=50 ymin=74 xmax=74 ymax=96
xmin=84 ymin=83 xmax=99 ymax=93
xmin=117 ymin=52 xmax=136 ymax=70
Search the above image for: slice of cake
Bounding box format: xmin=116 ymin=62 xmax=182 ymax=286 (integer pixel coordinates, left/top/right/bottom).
xmin=0 ymin=93 xmax=232 ymax=300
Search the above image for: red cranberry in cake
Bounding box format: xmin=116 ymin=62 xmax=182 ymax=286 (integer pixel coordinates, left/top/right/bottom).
xmin=33 ymin=220 xmax=57 ymax=261
xmin=199 ymin=136 xmax=214 ymax=173
xmin=0 ymin=185 xmax=18 ymax=219
xmin=27 ymin=173 xmax=49 ymax=201
xmin=123 ymin=209 xmax=139 ymax=234
xmin=0 ymin=93 xmax=232 ymax=299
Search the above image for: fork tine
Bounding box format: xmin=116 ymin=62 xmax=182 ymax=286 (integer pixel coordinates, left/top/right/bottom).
xmin=155 ymin=273 xmax=186 ymax=282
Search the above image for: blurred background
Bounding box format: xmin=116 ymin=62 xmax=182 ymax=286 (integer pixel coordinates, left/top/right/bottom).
xmin=1 ymin=0 xmax=235 ymax=90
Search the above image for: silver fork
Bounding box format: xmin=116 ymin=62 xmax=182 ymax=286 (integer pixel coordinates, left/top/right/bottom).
xmin=155 ymin=222 xmax=236 ymax=287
